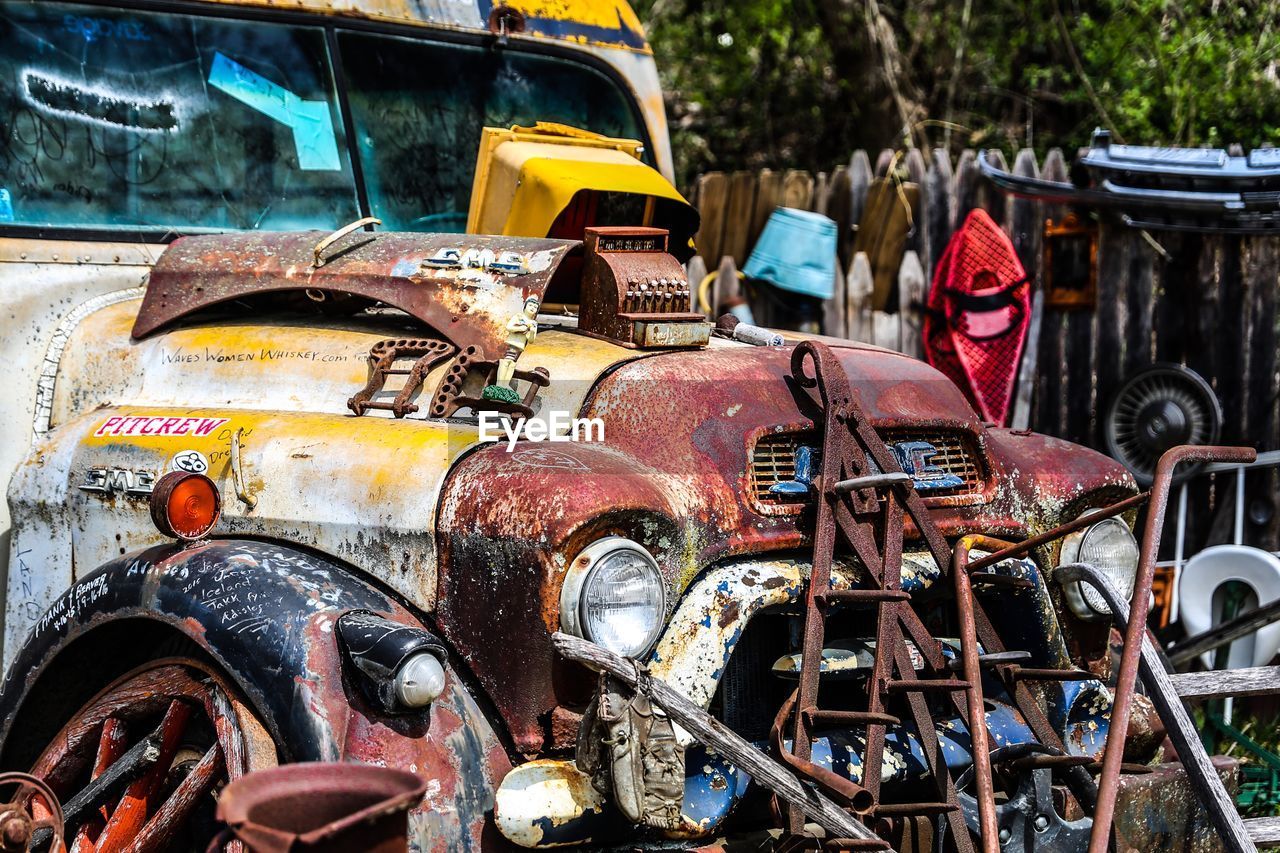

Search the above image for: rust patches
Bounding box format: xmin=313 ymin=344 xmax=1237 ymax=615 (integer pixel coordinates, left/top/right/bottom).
xmin=434 ymin=340 xmax=1140 ymax=754
xmin=1113 ymin=758 xmax=1240 ymax=853
xmin=716 ymin=599 xmax=740 ymax=630
xmin=133 ymin=231 xmax=581 ymax=361
xmin=548 ymin=705 xmax=583 ymax=752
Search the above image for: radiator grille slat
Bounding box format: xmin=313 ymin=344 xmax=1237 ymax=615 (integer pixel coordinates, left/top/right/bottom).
xmin=750 ymin=429 xmax=983 ymax=510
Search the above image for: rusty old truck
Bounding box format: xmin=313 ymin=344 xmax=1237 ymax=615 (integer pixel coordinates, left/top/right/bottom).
xmin=0 ymin=207 xmax=1256 ymax=852
xmin=0 ymin=1 xmax=1259 ymax=852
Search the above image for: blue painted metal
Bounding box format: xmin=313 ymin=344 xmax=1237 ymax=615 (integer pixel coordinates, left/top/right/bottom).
xmin=678 ymin=700 xmax=1039 ymax=834
xmin=769 ymin=439 xmax=968 ymax=495
xmin=890 ymin=440 xmax=966 ymax=491
xmin=768 ymin=444 xmax=816 ymax=496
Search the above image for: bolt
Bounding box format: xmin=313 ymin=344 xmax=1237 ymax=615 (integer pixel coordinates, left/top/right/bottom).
xmin=998 ymin=827 xmax=1011 ymax=844
xmin=1034 ymin=814 xmax=1050 ymax=831
xmin=1 ymin=815 xmax=31 ymax=849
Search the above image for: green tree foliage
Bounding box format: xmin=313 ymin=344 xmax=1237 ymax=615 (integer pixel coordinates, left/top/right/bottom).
xmin=635 ymin=0 xmax=1280 ymax=186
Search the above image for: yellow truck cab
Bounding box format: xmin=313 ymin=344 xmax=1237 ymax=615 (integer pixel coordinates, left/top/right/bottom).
xmin=0 ymin=0 xmax=673 ymax=587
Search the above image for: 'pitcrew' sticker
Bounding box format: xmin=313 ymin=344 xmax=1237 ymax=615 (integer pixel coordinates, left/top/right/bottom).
xmin=94 ymin=416 xmax=228 ymax=438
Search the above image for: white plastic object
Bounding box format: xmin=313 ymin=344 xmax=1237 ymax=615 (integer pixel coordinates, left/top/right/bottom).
xmin=1178 ymin=544 xmax=1280 ymax=669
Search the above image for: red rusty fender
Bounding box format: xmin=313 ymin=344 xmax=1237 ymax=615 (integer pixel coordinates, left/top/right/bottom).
xmin=132 ymin=230 xmax=583 ymax=360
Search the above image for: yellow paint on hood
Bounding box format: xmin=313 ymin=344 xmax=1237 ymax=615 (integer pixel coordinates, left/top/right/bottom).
xmin=184 ymin=0 xmax=650 ymax=51
xmin=50 ymin=299 xmax=647 ymax=432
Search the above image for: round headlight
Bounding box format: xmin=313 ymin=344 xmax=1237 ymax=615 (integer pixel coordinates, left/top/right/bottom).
xmin=560 ymin=537 xmax=666 ymax=658
xmin=1060 ymin=515 xmax=1141 ymax=620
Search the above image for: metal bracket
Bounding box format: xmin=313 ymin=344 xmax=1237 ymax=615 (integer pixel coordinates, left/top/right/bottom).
xmin=348 ymin=338 xmax=457 ymax=418
xmin=426 ymin=346 xmax=549 ymax=419
xmin=312 ymin=217 xmax=381 ymax=268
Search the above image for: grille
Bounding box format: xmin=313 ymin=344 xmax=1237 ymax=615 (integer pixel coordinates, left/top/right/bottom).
xmin=750 ymin=429 xmax=983 ymax=510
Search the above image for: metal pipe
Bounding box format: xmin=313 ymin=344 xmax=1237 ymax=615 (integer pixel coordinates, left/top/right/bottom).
xmin=952 ymin=534 xmax=1011 ymax=853
xmin=964 ymin=492 xmax=1149 ymax=572
xmin=1169 ymin=596 xmax=1280 ymax=667
xmin=1058 ymin=563 xmax=1256 ymax=853
xmin=1203 ymin=448 xmax=1280 ymax=474
xmin=1236 ymin=467 xmax=1246 ymax=546
xmin=1084 ymin=445 xmax=1256 ymax=853
xmin=1172 ymin=481 xmax=1188 ymax=622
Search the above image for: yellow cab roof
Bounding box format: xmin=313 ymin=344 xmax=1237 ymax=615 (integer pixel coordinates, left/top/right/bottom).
xmin=182 ymin=0 xmax=651 ymax=52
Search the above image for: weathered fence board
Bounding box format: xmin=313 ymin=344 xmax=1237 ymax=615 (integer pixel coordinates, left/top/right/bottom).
xmin=688 ymin=143 xmax=1280 ymax=553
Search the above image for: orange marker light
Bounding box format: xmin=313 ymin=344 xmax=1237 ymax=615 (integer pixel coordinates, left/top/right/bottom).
xmin=150 ymin=471 xmax=221 ymax=541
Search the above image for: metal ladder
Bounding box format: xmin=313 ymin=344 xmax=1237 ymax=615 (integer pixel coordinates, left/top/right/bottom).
xmin=777 ymin=341 xmax=989 ymax=852
xmin=778 ymin=341 xmax=1123 ymax=852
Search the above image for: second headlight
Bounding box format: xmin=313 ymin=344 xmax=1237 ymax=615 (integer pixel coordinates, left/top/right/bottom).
xmin=1059 ymin=514 xmax=1141 ymax=620
xmin=560 ymin=536 xmax=666 ymax=659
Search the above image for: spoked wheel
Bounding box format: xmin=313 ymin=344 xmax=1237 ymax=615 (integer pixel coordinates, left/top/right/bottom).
xmin=28 ymin=658 xmax=276 ymax=853
xmin=0 ymin=772 xmax=64 ymax=852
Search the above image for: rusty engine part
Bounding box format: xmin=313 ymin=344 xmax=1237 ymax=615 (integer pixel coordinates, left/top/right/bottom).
xmin=348 ymin=338 xmax=457 ymax=418
xmin=0 ymin=773 xmax=62 ymax=853
xmin=578 ymin=226 xmax=711 ymax=348
xmin=954 ymin=744 xmax=1091 ymax=853
xmin=427 ymin=345 xmax=550 ymax=419
xmin=215 ymin=763 xmax=426 ymax=853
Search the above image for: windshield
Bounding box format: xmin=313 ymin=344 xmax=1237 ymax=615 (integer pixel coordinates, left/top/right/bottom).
xmin=0 ymin=2 xmax=360 ymax=231
xmin=339 ymin=30 xmax=645 ymax=232
xmin=0 ymin=1 xmax=647 ymax=235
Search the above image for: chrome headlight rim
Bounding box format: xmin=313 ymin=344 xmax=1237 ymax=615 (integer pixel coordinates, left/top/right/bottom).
xmin=1059 ymin=512 xmax=1140 ymax=620
xmin=560 ymin=536 xmax=666 ymax=658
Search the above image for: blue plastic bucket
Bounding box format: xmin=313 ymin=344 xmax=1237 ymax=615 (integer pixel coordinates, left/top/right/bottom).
xmin=743 ymin=207 xmax=838 ymax=299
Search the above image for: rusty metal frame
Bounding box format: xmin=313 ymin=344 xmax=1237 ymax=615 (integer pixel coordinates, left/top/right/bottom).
xmin=770 ymin=342 xmax=1243 ymax=852
xmin=348 ymin=337 xmax=457 ymax=418
xmin=952 ymin=444 xmax=1259 ymax=852
xmin=780 ymin=341 xmax=979 ymax=851
xmin=1085 ymin=445 xmax=1255 ymax=853
xmin=1059 ymin=562 xmax=1256 ymax=853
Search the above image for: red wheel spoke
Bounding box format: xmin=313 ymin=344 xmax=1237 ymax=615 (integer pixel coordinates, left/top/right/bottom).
xmin=33 ymin=667 xmax=207 ymax=793
xmin=31 ymin=661 xmax=269 ymax=853
xmin=70 ymin=717 xmax=128 ymax=853
xmin=96 ymin=700 xmax=194 ymax=850
xmin=121 ymin=744 xmax=223 ymax=853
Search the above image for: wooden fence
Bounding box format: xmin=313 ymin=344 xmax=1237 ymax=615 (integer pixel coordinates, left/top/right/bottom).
xmin=687 ymin=148 xmax=1280 ymax=553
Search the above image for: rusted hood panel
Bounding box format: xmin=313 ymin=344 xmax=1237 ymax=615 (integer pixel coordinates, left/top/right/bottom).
xmin=133 ymin=230 xmax=581 ymax=359
xmin=435 ymin=345 xmax=1137 ymax=752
